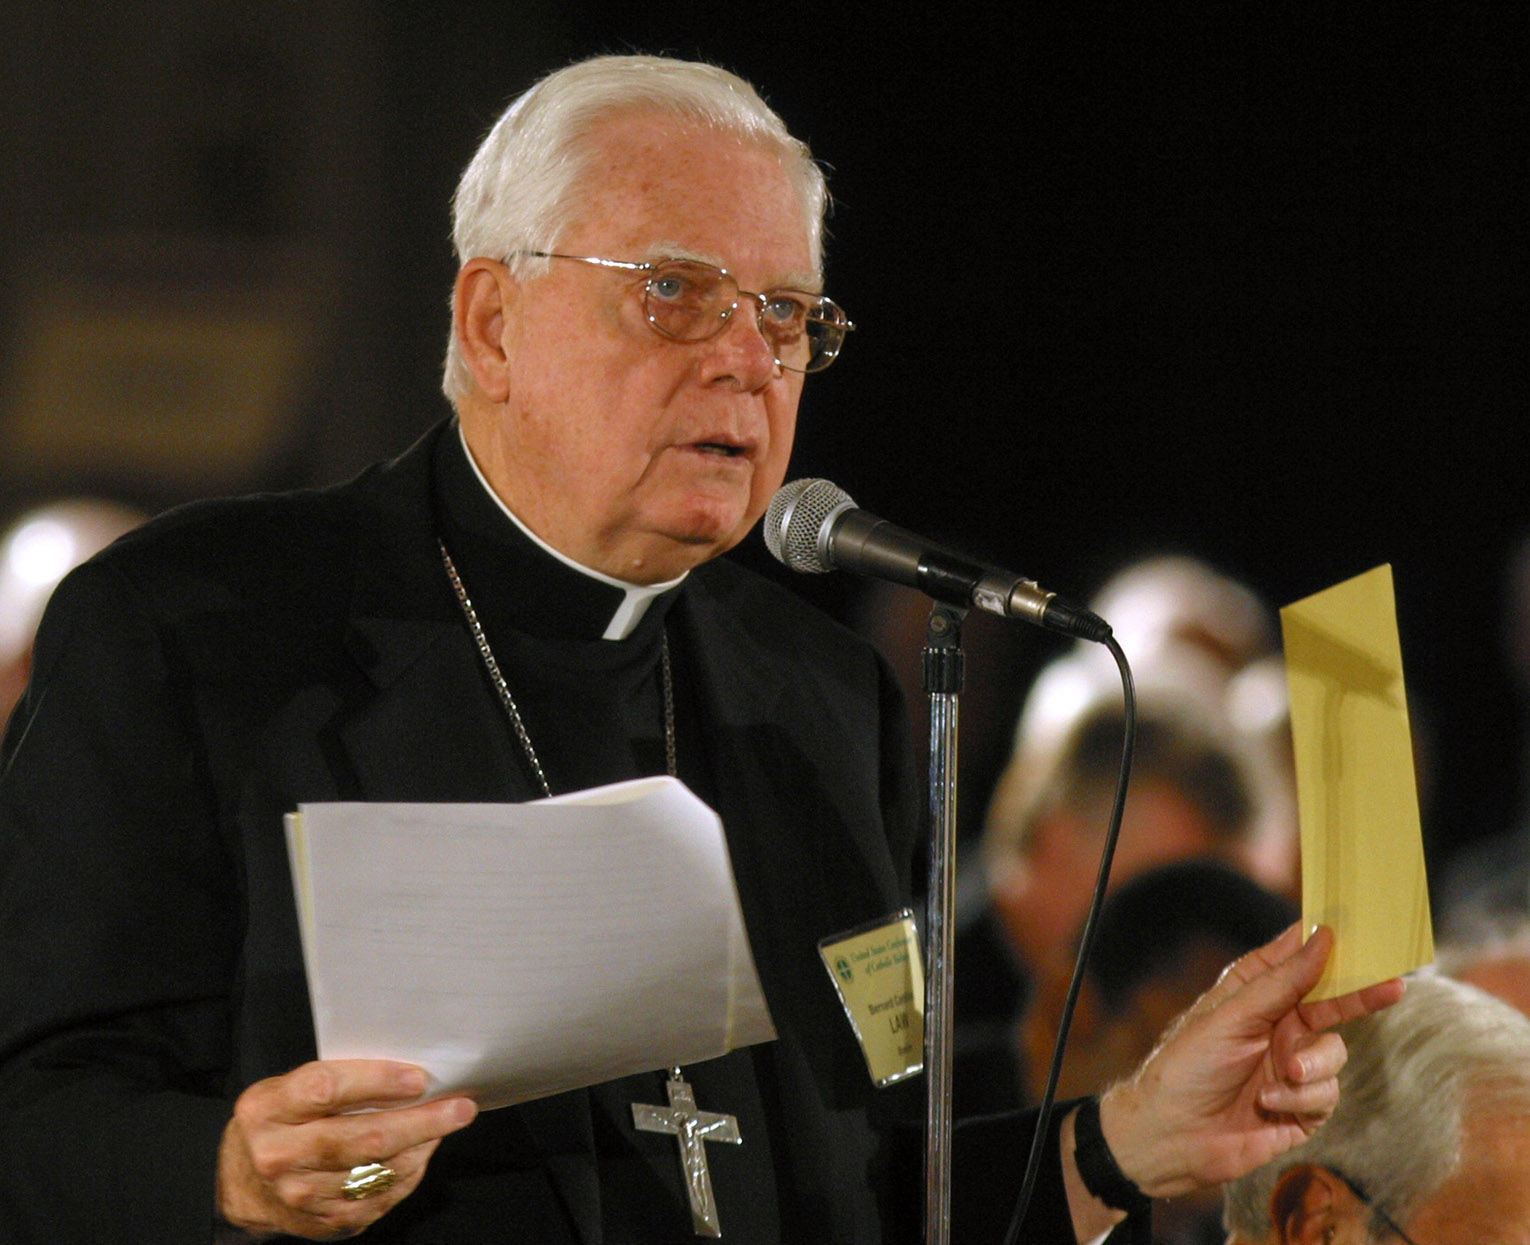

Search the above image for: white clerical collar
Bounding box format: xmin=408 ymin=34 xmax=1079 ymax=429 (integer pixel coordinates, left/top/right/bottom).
xmin=458 ymin=425 xmax=687 ymax=641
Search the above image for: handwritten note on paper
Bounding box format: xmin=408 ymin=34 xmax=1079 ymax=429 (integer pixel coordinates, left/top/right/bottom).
xmin=1281 ymin=564 xmax=1434 ymax=1000
xmin=285 ymin=776 xmax=776 ymax=1109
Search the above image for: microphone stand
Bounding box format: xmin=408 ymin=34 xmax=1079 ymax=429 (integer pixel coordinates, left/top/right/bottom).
xmin=921 ymin=602 xmax=964 ymax=1245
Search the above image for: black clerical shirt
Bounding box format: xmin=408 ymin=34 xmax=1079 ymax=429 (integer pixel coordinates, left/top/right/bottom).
xmin=423 ymin=429 xmax=790 ymax=1242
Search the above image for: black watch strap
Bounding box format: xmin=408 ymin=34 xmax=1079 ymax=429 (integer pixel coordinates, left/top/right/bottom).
xmin=1073 ymin=1095 xmax=1152 ymax=1216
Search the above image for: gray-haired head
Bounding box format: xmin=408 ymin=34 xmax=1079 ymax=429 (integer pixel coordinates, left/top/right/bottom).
xmin=1222 ymin=973 xmax=1530 ymax=1239
xmin=441 ymin=54 xmax=828 ymax=406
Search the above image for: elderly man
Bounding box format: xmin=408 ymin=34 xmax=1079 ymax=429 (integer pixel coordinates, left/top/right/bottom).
xmin=1223 ymin=973 xmax=1530 ymax=1243
xmin=0 ymin=54 xmax=1397 ymax=1243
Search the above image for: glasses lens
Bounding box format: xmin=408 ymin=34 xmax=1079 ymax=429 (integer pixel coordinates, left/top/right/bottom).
xmin=758 ymin=293 xmax=813 ymax=372
xmin=643 ymin=261 xmax=852 ymax=374
xmin=759 ymin=294 xmax=851 ymax=374
xmin=644 ymin=261 xmax=735 ymax=342
xmin=798 ymin=299 xmax=851 ymax=373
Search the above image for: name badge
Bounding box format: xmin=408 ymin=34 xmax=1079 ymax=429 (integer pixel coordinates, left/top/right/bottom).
xmin=818 ymin=910 xmax=925 ymax=1087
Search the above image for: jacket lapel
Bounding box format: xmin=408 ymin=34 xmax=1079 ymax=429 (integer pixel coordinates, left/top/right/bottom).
xmin=328 ymin=426 xmax=601 ymax=1241
xmin=331 ymin=429 xmax=539 ymax=804
xmin=679 ymin=569 xmax=905 ymax=929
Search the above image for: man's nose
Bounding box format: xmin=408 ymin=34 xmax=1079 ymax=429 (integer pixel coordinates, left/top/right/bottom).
xmin=702 ymin=297 xmax=781 ymax=389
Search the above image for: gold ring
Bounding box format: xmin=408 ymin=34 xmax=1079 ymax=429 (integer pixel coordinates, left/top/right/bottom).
xmin=341 ymin=1162 xmax=399 ymax=1201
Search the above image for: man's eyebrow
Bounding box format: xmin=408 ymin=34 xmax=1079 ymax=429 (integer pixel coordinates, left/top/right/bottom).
xmin=772 ymin=271 xmax=825 ymax=294
xmin=639 ymin=241 xmax=719 ymax=267
xmin=640 ymin=242 xmax=823 ymax=293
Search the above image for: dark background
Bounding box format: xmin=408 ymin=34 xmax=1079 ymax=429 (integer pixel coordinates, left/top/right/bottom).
xmin=3 ymin=3 xmax=1527 ymax=889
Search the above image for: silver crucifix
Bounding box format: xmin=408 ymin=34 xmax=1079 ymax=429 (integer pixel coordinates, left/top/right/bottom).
xmin=631 ymin=1068 xmax=742 ymax=1237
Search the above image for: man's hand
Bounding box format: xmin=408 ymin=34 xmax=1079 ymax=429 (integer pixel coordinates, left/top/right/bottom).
xmin=215 ymin=1060 xmax=478 ymax=1240
xmin=1098 ymin=923 xmax=1405 ymax=1200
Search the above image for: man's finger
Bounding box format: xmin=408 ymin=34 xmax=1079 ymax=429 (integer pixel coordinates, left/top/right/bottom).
xmin=277 ymin=1136 xmax=443 ymax=1219
xmin=1199 ymin=922 xmax=1309 ymax=1007
xmin=301 ymin=1096 xmax=478 ymax=1173
xmin=1254 ymin=1073 xmax=1341 ymax=1120
xmin=1296 ymin=976 xmax=1407 ymax=1032
xmin=1272 ymin=1029 xmax=1347 ymax=1086
xmin=1197 ymin=925 xmax=1335 ymax=1030
xmin=250 ymin=1060 xmax=431 ymax=1127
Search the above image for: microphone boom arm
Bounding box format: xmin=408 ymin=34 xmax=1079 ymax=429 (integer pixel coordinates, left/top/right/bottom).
xmin=825 ymin=508 xmax=1111 ymax=643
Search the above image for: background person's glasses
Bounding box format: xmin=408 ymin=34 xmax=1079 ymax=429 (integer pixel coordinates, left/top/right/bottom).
xmin=515 ymin=252 xmax=854 ymax=374
xmin=1333 ymin=1170 xmax=1423 ymax=1245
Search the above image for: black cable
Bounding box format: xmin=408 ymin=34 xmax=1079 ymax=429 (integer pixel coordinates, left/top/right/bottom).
xmin=1001 ymin=634 xmax=1137 ymax=1245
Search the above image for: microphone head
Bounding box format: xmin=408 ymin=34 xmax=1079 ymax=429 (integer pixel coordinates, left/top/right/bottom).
xmin=763 ymin=478 xmax=855 ymax=574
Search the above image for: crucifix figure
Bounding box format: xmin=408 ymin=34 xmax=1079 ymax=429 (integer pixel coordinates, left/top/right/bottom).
xmin=631 ymin=1068 xmax=742 ymax=1237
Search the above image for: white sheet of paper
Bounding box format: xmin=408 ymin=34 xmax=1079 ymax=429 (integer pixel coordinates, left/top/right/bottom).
xmin=285 ymin=776 xmax=776 ymax=1110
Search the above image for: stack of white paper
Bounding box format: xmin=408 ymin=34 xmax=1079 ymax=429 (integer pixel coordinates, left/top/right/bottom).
xmin=285 ymin=776 xmax=776 ymax=1109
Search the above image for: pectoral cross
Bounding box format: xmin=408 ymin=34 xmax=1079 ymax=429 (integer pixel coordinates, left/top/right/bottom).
xmin=631 ymin=1068 xmax=741 ymax=1237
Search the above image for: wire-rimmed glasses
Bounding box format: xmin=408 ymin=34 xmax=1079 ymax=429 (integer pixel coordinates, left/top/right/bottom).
xmin=514 ymin=251 xmax=854 ymax=374
xmin=1333 ymin=1170 xmax=1423 ymax=1245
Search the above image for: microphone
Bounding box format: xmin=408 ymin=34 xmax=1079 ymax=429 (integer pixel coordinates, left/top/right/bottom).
xmin=763 ymin=478 xmax=1112 ymax=644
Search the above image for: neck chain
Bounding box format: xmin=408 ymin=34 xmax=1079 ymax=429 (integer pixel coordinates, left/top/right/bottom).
xmin=439 ymin=539 xmax=676 ymax=797
xmin=441 ymin=538 xmax=742 ymax=1239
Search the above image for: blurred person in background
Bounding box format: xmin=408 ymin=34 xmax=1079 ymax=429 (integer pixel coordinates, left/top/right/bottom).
xmin=1018 ymin=860 xmax=1297 ymax=1244
xmin=1436 ymin=908 xmax=1530 ymax=1019
xmin=985 ymin=555 xmax=1299 ymax=968
xmin=1222 ymin=973 xmax=1530 ymax=1244
xmin=958 ymin=555 xmax=1299 ymax=1115
xmin=984 ymin=684 xmax=1282 ymax=987
xmin=0 ymin=499 xmax=146 ymax=725
xmin=1439 ymin=530 xmax=1530 ymax=932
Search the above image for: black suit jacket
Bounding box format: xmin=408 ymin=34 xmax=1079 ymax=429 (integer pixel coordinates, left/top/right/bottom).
xmin=0 ymin=423 xmax=1077 ymax=1242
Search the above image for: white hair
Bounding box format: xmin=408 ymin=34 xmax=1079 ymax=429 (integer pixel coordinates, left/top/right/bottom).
xmin=441 ymin=54 xmax=828 ymax=405
xmin=1222 ymin=973 xmax=1530 ymax=1238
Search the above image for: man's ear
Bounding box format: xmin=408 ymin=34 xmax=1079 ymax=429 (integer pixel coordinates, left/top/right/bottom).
xmin=1267 ymin=1164 xmax=1368 ymax=1243
xmin=453 ymin=258 xmax=517 ymax=403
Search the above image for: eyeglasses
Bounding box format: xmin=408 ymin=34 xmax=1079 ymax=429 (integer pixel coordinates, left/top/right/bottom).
xmin=1333 ymin=1170 xmax=1422 ymax=1245
xmin=513 ymin=251 xmax=854 ymax=374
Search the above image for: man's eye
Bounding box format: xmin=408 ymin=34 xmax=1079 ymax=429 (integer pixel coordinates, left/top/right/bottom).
xmin=649 ymin=274 xmax=690 ymax=302
xmin=762 ymin=295 xmax=806 ymax=326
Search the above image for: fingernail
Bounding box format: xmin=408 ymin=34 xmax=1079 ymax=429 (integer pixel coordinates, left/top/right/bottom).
xmin=450 ymin=1097 xmax=478 ymax=1127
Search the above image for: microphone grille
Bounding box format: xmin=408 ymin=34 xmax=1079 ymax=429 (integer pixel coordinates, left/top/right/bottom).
xmin=763 ymin=478 xmax=855 ymax=574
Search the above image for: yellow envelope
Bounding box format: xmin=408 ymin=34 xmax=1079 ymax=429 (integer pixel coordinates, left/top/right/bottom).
xmin=1281 ymin=564 xmax=1433 ymax=1000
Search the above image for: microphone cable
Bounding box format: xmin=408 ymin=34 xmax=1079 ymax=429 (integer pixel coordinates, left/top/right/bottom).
xmin=1001 ymin=633 xmax=1137 ymax=1245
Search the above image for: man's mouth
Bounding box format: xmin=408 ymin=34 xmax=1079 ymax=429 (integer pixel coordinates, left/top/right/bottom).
xmin=692 ymin=441 xmax=748 ymax=458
